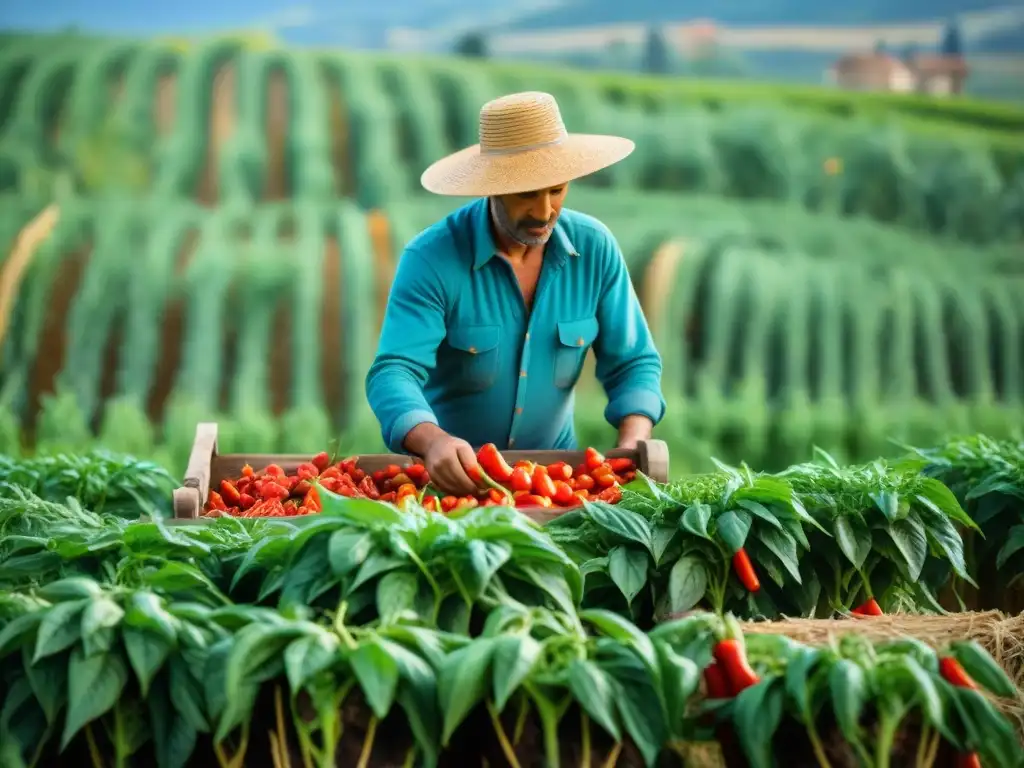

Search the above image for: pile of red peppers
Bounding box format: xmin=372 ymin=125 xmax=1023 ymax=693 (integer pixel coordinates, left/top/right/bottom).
xmin=202 ymin=444 xmax=633 ymax=517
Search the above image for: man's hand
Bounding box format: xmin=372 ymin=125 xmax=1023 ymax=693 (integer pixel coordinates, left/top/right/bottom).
xmin=404 ymin=423 xmax=479 ymax=496
xmin=615 ymin=414 xmax=654 ymax=451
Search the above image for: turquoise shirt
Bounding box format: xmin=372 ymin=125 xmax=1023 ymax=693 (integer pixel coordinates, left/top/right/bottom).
xmin=365 ymin=197 xmax=666 ymax=453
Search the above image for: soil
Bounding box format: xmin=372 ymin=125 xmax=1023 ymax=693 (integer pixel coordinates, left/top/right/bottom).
xmin=197 ymin=63 xmax=236 ymax=205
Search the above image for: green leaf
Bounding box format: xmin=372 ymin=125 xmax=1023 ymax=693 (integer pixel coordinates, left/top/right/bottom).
xmin=579 ymin=609 xmax=659 ymax=679
xmin=949 ymin=641 xmax=1017 ymax=699
xmin=451 ymin=539 xmax=511 ymax=601
xmin=612 ymin=673 xmax=665 ymax=768
xmin=829 ymin=659 xmax=867 ymax=747
xmin=319 ymin=491 xmax=404 ymax=526
xmin=886 ymin=512 xmax=928 ymax=581
xmin=491 ymin=634 xmax=540 ymax=710
xmin=755 ymin=526 xmax=802 ymax=584
xmin=33 ymin=598 xmax=89 ymax=662
xmin=350 ymin=638 xmax=400 ymax=719
xmin=376 ymin=570 xmax=419 ymax=624
xmin=916 ymin=477 xmax=979 ymax=532
xmin=949 ymin=687 xmax=1021 ymax=767
xmin=667 ymin=556 xmax=708 ymax=614
xmin=584 ymin=501 xmax=653 ymax=553
xmin=123 ymin=591 xmax=178 ymax=643
xmin=0 ymin=611 xmax=43 ymax=658
xmin=833 ymin=513 xmax=872 ymax=569
xmin=733 ymin=677 xmax=784 ymax=768
xmin=716 ymin=509 xmax=752 ymax=554
xmin=284 ymin=632 xmax=339 ymax=692
xmin=785 ymin=647 xmax=823 ymax=720
xmin=348 ymin=552 xmax=407 ymax=594
xmin=681 ymin=504 xmax=712 ymax=540
xmin=871 ymin=490 xmax=900 ymax=521
xmin=36 ymin=577 xmax=103 ymax=602
xmin=736 ymin=499 xmax=783 ymax=530
xmin=80 ymin=596 xmax=125 ymax=657
xmin=608 ymin=545 xmax=649 ymax=604
xmin=915 ymin=504 xmax=974 ymax=583
xmin=657 ymin=643 xmax=700 ymax=734
xmin=22 ymin=644 xmax=67 ymax=725
xmin=169 ymin=655 xmax=210 ymax=733
xmin=123 ymin=627 xmax=172 ymax=697
xmin=61 ymin=647 xmax=129 ymax=748
xmin=568 ymin=659 xmax=621 ymax=741
xmin=995 ymin=526 xmax=1024 ymax=572
xmin=327 ymin=530 xmax=373 ymax=576
xmin=438 ymin=637 xmax=494 ymax=744
xmin=651 ymin=525 xmax=678 ymax=565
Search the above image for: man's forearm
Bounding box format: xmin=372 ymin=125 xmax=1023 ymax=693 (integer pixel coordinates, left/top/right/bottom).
xmin=616 ymin=413 xmax=654 ymax=449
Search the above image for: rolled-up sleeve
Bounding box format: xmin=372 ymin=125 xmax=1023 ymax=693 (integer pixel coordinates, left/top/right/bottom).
xmin=365 ymin=246 xmax=447 ymax=452
xmin=592 ymin=234 xmax=667 ymax=428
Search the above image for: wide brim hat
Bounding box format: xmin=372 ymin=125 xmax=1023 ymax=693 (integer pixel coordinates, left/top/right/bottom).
xmin=420 ymin=91 xmax=635 ymax=197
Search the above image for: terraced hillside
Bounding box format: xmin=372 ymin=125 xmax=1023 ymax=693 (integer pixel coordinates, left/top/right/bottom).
xmin=0 ymin=31 xmax=1022 ymax=475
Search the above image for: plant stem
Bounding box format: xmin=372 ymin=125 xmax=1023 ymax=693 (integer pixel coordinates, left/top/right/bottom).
xmin=580 ymin=711 xmax=591 ymax=768
xmin=85 ymin=725 xmax=106 ymax=768
xmin=356 ymin=716 xmax=377 ymax=768
xmin=402 ymin=747 xmax=416 ymax=768
xmin=874 ymin=713 xmax=900 ymax=768
xmin=273 ymin=685 xmax=294 ymax=768
xmin=600 ymin=741 xmax=622 ymax=768
xmin=805 ymin=719 xmax=833 ymax=768
xmin=922 ymin=729 xmax=941 ymax=768
xmin=513 ymin=694 xmax=529 ymax=746
xmin=487 ymin=700 xmax=523 ymax=768
xmin=113 ymin=702 xmax=126 ymax=768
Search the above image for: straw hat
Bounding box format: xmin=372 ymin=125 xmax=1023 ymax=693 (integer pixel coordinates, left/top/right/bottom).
xmin=420 ymin=91 xmax=635 ymax=197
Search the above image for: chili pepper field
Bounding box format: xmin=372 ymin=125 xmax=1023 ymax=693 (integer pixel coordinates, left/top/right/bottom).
xmin=1 ymin=434 xmax=1023 ymax=767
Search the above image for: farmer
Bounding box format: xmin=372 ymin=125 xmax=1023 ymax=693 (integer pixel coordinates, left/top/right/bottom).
xmin=366 ymin=91 xmax=665 ymax=495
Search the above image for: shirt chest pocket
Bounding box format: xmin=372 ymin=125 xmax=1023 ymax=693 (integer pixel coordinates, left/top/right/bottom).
xmin=554 ymin=317 xmax=599 ymax=389
xmin=447 ymin=325 xmax=501 ymax=392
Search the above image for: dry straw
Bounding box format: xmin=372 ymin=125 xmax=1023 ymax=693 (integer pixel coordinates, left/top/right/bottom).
xmin=682 ymin=612 xmax=1024 ymax=768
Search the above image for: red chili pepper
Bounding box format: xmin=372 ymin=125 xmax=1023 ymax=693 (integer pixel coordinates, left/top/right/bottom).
xmin=440 ymin=496 xmax=458 ymax=513
xmin=466 ymin=464 xmax=485 ymax=486
xmin=308 ymin=452 xmax=328 ymax=472
xmin=574 ymin=489 xmax=590 ymax=502
xmin=704 ymin=662 xmax=730 ymax=699
xmin=595 ymin=485 xmax=622 ymax=504
xmin=515 ymin=493 xmax=553 ymax=508
xmin=488 ymin=488 xmax=507 ymax=504
xmin=238 ymin=493 xmax=256 ymax=509
xmin=584 ymin=447 xmax=605 ymax=471
xmin=477 ymin=443 xmax=515 ymax=483
xmin=607 ymin=457 xmax=635 ymax=473
xmin=732 ymin=549 xmax=761 ymax=592
xmin=940 ymin=657 xmax=978 ymax=690
xmin=295 ymin=462 xmax=318 ymax=481
xmin=422 ymin=496 xmax=438 ymax=512
xmin=220 ymin=481 xmax=242 ymax=505
xmin=956 ymin=753 xmax=981 ymax=768
xmin=241 ymin=464 xmax=254 ymax=478
xmin=383 ymin=464 xmax=401 ymax=479
xmin=552 ymin=480 xmax=575 ymax=506
xmin=594 ymin=471 xmax=617 ymax=489
xmin=339 ymin=458 xmax=359 ymax=475
xmin=546 ymin=462 xmax=573 ymax=481
xmin=350 ymin=468 xmax=366 ymax=483
xmin=264 ymin=464 xmax=285 ymax=477
xmin=260 ymin=482 xmax=290 ymax=501
xmin=320 ymin=466 xmax=343 ymax=481
xmin=619 ymin=471 xmax=636 ymax=483
xmin=405 ymin=464 xmax=427 ymax=484
xmin=371 ymin=469 xmax=388 ymax=485
xmin=304 ymin=489 xmax=321 ymax=512
xmin=851 ymin=598 xmax=883 ymax=616
xmin=359 ymin=476 xmax=380 ymax=500
xmin=455 ymin=496 xmax=479 ymax=511
xmin=509 ymin=467 xmax=533 ymax=492
xmin=713 ymin=639 xmax=760 ymax=695
xmin=574 ymin=473 xmax=595 ymax=491
xmin=531 ymin=466 xmax=557 ymax=498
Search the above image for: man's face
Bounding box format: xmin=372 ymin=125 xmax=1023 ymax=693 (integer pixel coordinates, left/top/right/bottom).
xmin=491 ymin=183 xmax=568 ymax=247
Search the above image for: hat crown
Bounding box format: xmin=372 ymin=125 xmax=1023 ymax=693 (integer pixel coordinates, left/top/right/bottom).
xmin=479 ymin=92 xmax=567 ymax=156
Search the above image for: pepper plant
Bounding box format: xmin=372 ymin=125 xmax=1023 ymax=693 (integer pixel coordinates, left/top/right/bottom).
xmin=704 ymin=630 xmax=1022 ymax=768
xmin=898 ymin=434 xmax=1024 ymax=587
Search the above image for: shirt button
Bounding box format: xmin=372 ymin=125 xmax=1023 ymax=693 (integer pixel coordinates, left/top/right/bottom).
xmin=468 ymin=346 xmax=477 ymax=354
xmin=508 ymin=438 xmax=516 ymax=448
xmin=520 ymin=370 xmax=527 ymax=377
xmin=576 ymin=337 xmax=584 ymax=346
xmin=515 ymin=408 xmax=523 ymax=415
xmin=525 ymin=333 xmax=530 ymax=340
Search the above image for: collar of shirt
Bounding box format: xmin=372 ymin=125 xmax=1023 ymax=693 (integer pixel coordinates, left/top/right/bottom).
xmin=468 ymin=197 xmax=579 ymax=272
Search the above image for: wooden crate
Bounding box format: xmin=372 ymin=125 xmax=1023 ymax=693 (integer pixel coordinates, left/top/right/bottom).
xmin=171 ymin=422 xmax=670 ymax=524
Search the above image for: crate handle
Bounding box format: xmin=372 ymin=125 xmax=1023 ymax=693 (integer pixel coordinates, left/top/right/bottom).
xmin=183 ymin=422 xmax=219 ymax=504
xmin=638 ymin=439 xmax=669 ymax=484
